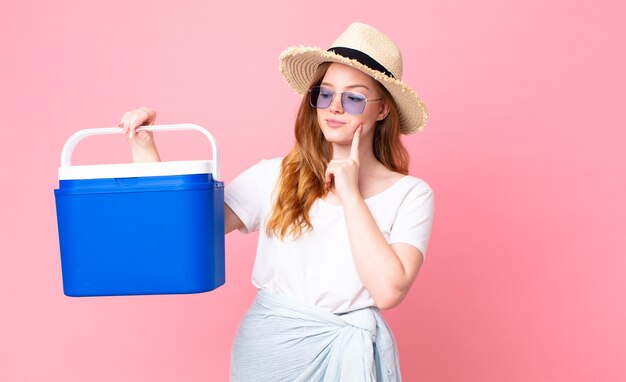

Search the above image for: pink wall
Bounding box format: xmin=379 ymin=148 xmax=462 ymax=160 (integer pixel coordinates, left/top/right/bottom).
xmin=1 ymin=1 xmax=624 ymax=380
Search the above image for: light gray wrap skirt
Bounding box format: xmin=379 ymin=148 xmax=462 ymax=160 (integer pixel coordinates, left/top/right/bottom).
xmin=230 ymin=289 xmax=402 ymax=381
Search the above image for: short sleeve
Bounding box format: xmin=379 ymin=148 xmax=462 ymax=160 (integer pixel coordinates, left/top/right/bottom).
xmin=224 ymin=159 xmax=269 ymax=234
xmin=388 ymin=182 xmax=435 ymax=258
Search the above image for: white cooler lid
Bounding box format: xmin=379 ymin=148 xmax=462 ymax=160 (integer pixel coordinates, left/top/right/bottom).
xmin=58 ymin=160 xmax=214 ymax=180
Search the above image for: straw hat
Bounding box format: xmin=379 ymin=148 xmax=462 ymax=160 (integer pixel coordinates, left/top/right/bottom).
xmin=279 ymin=22 xmax=428 ymax=134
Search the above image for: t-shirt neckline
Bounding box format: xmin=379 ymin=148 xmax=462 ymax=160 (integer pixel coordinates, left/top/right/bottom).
xmin=317 ymin=175 xmax=410 ymax=208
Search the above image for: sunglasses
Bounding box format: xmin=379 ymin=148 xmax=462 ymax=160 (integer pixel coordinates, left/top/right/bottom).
xmin=308 ymin=85 xmax=383 ymax=115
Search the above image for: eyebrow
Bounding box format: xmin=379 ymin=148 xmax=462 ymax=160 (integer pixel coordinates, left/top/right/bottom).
xmin=321 ymin=82 xmax=371 ymax=91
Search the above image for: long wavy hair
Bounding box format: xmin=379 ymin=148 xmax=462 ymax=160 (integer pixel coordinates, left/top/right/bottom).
xmin=265 ymin=62 xmax=409 ymax=239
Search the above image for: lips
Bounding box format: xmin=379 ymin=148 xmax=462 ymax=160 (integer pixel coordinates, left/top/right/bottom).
xmin=325 ymin=119 xmax=346 ymax=128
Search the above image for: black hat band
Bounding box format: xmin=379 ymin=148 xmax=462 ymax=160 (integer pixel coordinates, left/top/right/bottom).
xmin=327 ymin=47 xmax=395 ymax=79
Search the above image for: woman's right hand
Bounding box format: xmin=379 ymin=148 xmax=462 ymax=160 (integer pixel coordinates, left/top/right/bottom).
xmin=118 ymin=106 xmax=161 ymax=162
xmin=118 ymin=106 xmax=157 ymax=146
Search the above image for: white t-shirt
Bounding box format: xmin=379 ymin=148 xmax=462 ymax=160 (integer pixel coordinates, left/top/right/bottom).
xmin=224 ymin=157 xmax=435 ymax=314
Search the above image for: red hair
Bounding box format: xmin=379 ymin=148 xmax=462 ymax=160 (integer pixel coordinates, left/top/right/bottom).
xmin=266 ymin=62 xmax=408 ymax=239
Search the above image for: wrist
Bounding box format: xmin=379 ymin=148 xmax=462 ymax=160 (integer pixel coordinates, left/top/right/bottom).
xmin=131 ymin=145 xmax=161 ymax=163
xmin=341 ymin=191 xmax=365 ymax=209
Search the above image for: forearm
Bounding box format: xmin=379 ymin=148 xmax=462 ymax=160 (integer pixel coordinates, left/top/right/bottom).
xmin=224 ymin=203 xmax=244 ymax=234
xmin=342 ymin=195 xmax=409 ymax=309
xmin=131 ymin=145 xmax=161 ymax=162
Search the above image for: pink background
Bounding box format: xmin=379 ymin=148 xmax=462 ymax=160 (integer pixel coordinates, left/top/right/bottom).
xmin=1 ymin=1 xmax=624 ymax=381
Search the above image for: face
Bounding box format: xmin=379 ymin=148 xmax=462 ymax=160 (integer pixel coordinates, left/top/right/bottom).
xmin=315 ymin=63 xmax=389 ymax=145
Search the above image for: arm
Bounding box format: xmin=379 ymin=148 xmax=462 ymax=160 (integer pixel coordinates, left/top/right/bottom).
xmin=119 ymin=107 xmax=245 ymax=235
xmin=324 ymin=127 xmax=425 ymax=310
xmin=225 ymin=203 xmax=245 ymax=234
xmin=342 ymin=197 xmax=424 ymax=309
xmin=119 ymin=106 xmax=161 ymax=162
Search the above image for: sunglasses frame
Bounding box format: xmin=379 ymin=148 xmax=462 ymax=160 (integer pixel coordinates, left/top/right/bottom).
xmin=308 ymin=85 xmax=383 ymax=115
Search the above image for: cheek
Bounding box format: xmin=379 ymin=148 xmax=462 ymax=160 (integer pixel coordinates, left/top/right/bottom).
xmin=357 ymin=109 xmax=381 ymax=128
xmin=316 ymin=111 xmax=324 ymax=126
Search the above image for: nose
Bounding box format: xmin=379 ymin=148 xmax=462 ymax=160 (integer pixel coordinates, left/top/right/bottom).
xmin=329 ymin=93 xmax=344 ymax=114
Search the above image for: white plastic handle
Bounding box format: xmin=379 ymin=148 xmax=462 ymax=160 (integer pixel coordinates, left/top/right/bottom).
xmin=60 ymin=123 xmax=220 ymax=180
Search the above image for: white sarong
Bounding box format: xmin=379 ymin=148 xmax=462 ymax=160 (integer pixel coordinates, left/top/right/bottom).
xmin=230 ymin=289 xmax=402 ymax=381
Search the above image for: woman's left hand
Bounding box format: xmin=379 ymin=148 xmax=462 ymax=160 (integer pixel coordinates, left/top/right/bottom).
xmin=325 ymin=125 xmax=362 ymax=202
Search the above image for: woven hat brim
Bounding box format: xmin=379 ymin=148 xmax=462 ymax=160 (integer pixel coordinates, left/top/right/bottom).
xmin=279 ymin=46 xmax=428 ymax=134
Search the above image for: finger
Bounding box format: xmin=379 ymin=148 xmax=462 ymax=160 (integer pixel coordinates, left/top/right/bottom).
xmin=140 ymin=108 xmax=155 ymax=125
xmin=349 ymin=124 xmax=362 ymax=163
xmin=325 ymin=173 xmax=334 ymax=189
xmin=137 ymin=130 xmax=150 ymax=142
xmin=130 ymin=114 xmax=141 ymax=138
xmin=137 ymin=109 xmax=149 ymax=126
xmin=119 ymin=113 xmax=129 ymax=134
xmin=123 ymin=118 xmax=131 ymax=136
xmin=325 ymin=166 xmax=334 ymax=189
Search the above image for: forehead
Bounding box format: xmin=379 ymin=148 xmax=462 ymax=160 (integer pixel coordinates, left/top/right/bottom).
xmin=321 ymin=62 xmax=377 ymax=89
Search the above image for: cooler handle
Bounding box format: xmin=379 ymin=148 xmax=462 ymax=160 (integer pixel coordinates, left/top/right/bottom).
xmin=60 ymin=124 xmax=220 ymax=180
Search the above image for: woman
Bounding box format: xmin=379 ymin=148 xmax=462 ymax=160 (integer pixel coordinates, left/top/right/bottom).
xmin=119 ymin=22 xmax=434 ymax=381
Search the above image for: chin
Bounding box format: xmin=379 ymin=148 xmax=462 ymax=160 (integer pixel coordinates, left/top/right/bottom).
xmin=320 ymin=129 xmax=353 ymax=145
xmin=319 ymin=120 xmax=357 ymax=141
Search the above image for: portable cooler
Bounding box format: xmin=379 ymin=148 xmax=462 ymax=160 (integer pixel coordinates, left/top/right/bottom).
xmin=54 ymin=124 xmax=225 ymax=297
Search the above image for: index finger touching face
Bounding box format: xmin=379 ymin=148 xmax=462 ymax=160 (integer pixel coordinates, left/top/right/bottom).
xmin=349 ymin=124 xmax=362 ymax=162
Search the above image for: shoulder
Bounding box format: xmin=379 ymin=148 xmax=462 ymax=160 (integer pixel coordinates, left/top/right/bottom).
xmin=380 ymin=171 xmax=433 ymax=197
xmin=402 ymin=175 xmax=434 ymax=194
xmin=257 ymin=157 xmax=283 ymax=183
xmin=225 ymin=157 xmax=285 ymax=212
xmin=252 ymin=157 xmax=283 ymax=171
xmin=264 ymin=157 xmax=284 ymax=172
xmin=226 ymin=157 xmax=284 ymax=196
xmin=236 ymin=157 xmax=284 ymax=178
xmin=391 ymin=174 xmax=435 ymax=209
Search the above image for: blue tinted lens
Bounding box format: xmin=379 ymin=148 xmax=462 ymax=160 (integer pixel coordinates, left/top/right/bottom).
xmin=318 ymin=87 xmax=334 ymax=107
xmin=342 ymin=92 xmax=367 ymax=114
xmin=309 ymin=86 xmax=334 ymax=109
xmin=308 ymin=87 xmax=368 ymax=114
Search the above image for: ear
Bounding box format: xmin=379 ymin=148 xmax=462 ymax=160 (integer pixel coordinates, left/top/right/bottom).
xmin=376 ymin=102 xmax=390 ymax=121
